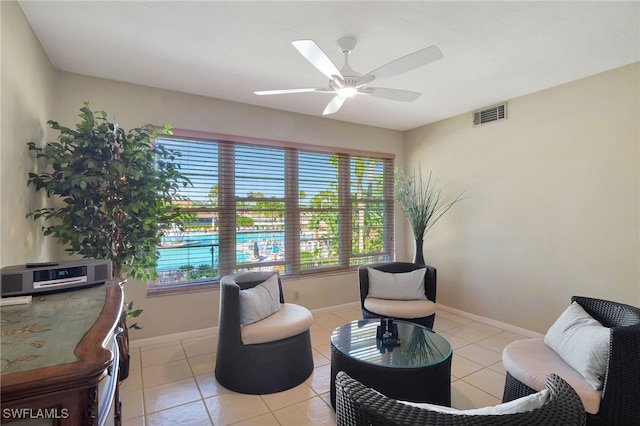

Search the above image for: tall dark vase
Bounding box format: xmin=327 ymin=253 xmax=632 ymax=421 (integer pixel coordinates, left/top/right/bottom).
xmin=413 ymin=238 xmax=425 ymax=265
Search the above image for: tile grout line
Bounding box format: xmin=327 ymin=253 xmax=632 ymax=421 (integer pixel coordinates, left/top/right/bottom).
xmin=128 ymin=308 xmax=513 ymax=424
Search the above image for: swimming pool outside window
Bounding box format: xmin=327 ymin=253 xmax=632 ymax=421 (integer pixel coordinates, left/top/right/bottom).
xmin=148 ymin=131 xmax=394 ymax=294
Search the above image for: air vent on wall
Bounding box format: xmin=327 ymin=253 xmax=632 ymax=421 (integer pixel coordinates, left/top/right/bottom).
xmin=473 ymin=102 xmax=507 ymax=126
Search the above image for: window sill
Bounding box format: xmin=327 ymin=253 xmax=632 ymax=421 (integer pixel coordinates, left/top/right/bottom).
xmin=146 ymin=280 xmax=219 ymax=297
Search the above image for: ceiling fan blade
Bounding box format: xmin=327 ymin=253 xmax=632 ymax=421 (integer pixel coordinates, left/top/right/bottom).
xmin=292 ymin=40 xmax=343 ymax=80
xmin=362 ymin=45 xmax=443 ymax=81
xmin=323 ymin=96 xmax=346 ymax=115
xmin=355 ymin=75 xmax=376 ymax=88
xmin=359 ymin=87 xmax=422 ymax=102
xmin=254 ymin=88 xmax=326 ymax=95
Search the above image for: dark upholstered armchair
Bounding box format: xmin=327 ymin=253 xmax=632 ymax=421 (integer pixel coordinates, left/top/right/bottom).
xmin=215 ymin=271 xmax=314 ymax=394
xmin=335 ymin=371 xmax=586 ymax=426
xmin=358 ymin=262 xmax=437 ymax=329
xmin=503 ymin=296 xmax=640 ymax=426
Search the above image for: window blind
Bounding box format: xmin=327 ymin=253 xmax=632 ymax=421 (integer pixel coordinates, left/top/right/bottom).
xmin=149 ymin=132 xmax=394 ymax=293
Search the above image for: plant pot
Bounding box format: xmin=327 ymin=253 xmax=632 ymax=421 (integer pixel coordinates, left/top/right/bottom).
xmin=413 ymin=238 xmax=425 ymax=265
xmin=116 ymin=317 xmax=130 ymax=381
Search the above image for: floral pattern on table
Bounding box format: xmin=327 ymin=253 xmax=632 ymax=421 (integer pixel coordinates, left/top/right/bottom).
xmin=1 ymin=285 xmax=106 ymax=375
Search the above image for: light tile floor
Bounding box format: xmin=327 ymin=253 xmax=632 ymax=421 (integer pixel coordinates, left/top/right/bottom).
xmin=121 ymin=307 xmax=528 ymax=425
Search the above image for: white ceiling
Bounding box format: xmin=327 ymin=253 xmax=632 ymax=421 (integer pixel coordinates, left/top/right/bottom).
xmin=19 ymin=1 xmax=640 ymax=131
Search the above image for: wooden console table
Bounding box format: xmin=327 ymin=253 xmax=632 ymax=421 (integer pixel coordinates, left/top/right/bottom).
xmin=1 ymin=280 xmax=125 ymax=425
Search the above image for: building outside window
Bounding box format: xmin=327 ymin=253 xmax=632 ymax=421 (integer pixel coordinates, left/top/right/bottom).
xmin=147 ymin=131 xmax=394 ymax=293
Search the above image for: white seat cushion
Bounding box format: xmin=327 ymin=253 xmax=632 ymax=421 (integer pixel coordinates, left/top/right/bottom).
xmin=241 ymin=303 xmax=313 ymax=345
xmin=364 ymin=297 xmax=435 ymax=319
xmin=402 ymin=388 xmax=550 ymax=415
xmin=502 ymin=338 xmax=602 ymax=414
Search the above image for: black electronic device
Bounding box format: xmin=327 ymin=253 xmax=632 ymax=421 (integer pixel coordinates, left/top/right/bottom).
xmin=376 ymin=318 xmax=401 ymax=352
xmin=1 ymin=259 xmax=112 ymax=297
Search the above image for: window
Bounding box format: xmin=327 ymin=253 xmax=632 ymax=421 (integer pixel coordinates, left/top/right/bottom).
xmin=148 ymin=131 xmax=394 ymax=293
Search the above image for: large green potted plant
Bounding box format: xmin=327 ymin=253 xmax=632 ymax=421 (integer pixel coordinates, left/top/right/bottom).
xmin=27 ymin=102 xmax=191 ymax=280
xmin=26 ymin=102 xmax=191 ymax=377
xmin=394 ymin=165 xmax=463 ymax=264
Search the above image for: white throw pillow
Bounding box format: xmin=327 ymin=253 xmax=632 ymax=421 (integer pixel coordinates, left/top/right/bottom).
xmin=543 ymin=301 xmax=610 ymax=390
xmin=401 ymin=389 xmax=550 ymax=415
xmin=367 ymin=267 xmax=427 ymax=300
xmin=239 ymin=274 xmax=281 ymax=325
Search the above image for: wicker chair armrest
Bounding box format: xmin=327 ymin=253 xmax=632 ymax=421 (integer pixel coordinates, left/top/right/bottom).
xmin=571 ymin=296 xmax=640 ymax=328
xmin=335 ymin=371 xmax=585 ymax=426
xmin=218 ymin=280 xmax=242 ymax=347
xmin=599 ymin=323 xmax=640 ymax=424
xmin=357 ymin=266 xmax=371 ymax=309
xmin=423 ymin=265 xmax=436 ymax=302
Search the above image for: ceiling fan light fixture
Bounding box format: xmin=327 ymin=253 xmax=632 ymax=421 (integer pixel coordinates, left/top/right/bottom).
xmin=258 ymin=37 xmax=443 ymax=116
xmin=337 ymin=87 xmax=357 ymax=98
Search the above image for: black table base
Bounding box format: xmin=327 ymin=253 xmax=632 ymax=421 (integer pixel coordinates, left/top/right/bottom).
xmin=330 ymin=342 xmax=452 ymax=409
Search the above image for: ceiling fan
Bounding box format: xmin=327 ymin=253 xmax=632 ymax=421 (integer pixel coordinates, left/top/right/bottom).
xmin=254 ymin=36 xmax=443 ymax=115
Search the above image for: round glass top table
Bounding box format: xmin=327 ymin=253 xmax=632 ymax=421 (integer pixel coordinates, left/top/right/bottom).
xmin=330 ymin=318 xmax=452 ymax=409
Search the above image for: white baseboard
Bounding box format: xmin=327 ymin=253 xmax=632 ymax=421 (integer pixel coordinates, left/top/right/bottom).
xmin=129 ymin=326 xmax=217 ymax=349
xmin=310 ymin=301 xmax=360 ymax=315
xmin=129 ymin=302 xmax=362 ymax=348
xmin=130 ymin=301 xmax=541 ymax=348
xmin=437 ymin=303 xmax=543 ymax=338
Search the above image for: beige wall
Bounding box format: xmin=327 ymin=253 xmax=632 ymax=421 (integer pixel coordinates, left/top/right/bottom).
xmin=405 ymin=62 xmax=640 ymax=333
xmin=1 ymin=1 xmax=56 ymax=267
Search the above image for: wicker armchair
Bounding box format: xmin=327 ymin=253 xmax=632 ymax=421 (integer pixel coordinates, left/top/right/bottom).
xmin=335 ymin=371 xmax=586 ymax=426
xmin=358 ymin=262 xmax=437 ymax=329
xmin=215 ymin=271 xmax=314 ymax=394
xmin=503 ymin=296 xmax=640 ymax=426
